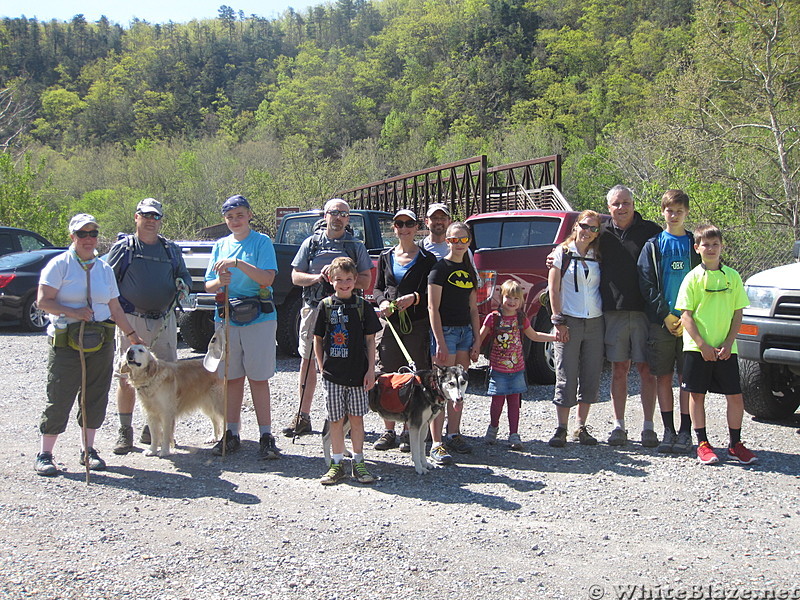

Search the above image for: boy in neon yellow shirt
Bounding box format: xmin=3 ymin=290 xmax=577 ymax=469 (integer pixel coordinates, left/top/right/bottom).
xmin=675 ymin=225 xmax=756 ymax=465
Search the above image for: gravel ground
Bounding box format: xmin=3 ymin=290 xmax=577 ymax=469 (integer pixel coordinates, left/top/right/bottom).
xmin=1 ymin=329 xmax=799 ymax=600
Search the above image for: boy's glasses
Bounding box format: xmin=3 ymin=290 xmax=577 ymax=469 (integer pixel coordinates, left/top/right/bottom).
xmin=326 ymin=210 xmax=349 ymax=218
xmin=446 ymin=236 xmax=471 ymax=244
xmin=394 ymin=220 xmax=417 ymax=228
xmin=137 ymin=212 xmax=162 ymax=221
xmin=578 ymin=223 xmax=600 ymax=233
xmin=74 ymin=230 xmax=99 ymax=238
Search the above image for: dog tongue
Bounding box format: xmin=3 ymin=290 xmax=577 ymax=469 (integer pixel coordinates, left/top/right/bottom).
xmin=451 ymin=400 xmax=462 ymax=413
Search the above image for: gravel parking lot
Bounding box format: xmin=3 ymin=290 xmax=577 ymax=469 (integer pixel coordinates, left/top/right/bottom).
xmin=1 ymin=330 xmax=799 ymax=600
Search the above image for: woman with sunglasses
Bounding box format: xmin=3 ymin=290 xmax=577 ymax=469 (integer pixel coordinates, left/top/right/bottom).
xmin=427 ymin=221 xmax=480 ymax=464
xmin=372 ymin=210 xmax=437 ymax=451
xmin=547 ymin=210 xmax=604 ymax=448
xmin=34 ymin=214 xmax=142 ymax=476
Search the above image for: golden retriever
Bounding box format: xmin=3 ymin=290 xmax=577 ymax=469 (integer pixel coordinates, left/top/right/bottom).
xmin=120 ymin=344 xmax=224 ymax=457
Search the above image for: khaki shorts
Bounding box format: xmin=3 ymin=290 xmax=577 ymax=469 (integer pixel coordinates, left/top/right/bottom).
xmin=115 ymin=312 xmax=178 ymax=377
xmin=646 ymin=322 xmax=684 ymax=377
xmin=604 ymin=310 xmax=649 ymax=364
xmin=214 ymin=319 xmax=277 ymax=381
xmin=297 ymin=305 xmax=317 ymax=359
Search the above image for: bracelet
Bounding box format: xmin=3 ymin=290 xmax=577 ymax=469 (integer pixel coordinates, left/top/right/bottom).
xmin=235 ymin=258 xmax=239 ymax=268
xmin=413 ymin=292 xmax=420 ymax=305
xmin=551 ymin=313 xmax=567 ymax=325
xmin=126 ymin=330 xmax=136 ymax=338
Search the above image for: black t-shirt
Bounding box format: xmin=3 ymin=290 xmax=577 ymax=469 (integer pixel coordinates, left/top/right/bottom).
xmin=313 ymin=295 xmax=382 ymax=386
xmin=428 ymin=258 xmax=476 ymax=326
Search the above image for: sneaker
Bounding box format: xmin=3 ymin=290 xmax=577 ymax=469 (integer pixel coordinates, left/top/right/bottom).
xmin=728 ymin=442 xmax=758 ymax=465
xmin=574 ymin=425 xmax=598 ymax=446
xmin=398 ymin=430 xmax=411 ymax=453
xmin=79 ymin=447 xmax=107 ymax=471
xmin=508 ymin=432 xmax=524 ymax=451
xmin=658 ymin=429 xmax=677 ymax=453
xmin=485 ymin=425 xmax=499 ymax=445
xmin=444 ymin=433 xmax=472 ymax=454
xmin=258 ymin=433 xmax=281 ymax=460
xmin=282 ymin=413 xmax=312 ymax=437
xmin=641 ymin=429 xmax=659 ymax=448
xmin=113 ymin=425 xmax=134 ymax=455
xmin=697 ymin=441 xmax=719 ymax=465
xmin=320 ymin=461 xmax=346 ymax=485
xmin=211 ymin=431 xmax=241 ymax=456
xmin=34 ymin=452 xmax=58 ymax=477
xmin=429 ymin=444 xmax=453 ymax=465
xmin=673 ymin=430 xmax=693 ymax=453
xmin=352 ymin=461 xmax=376 ymax=484
xmin=608 ymin=427 xmax=628 ymax=446
xmin=139 ymin=424 xmax=151 ymax=445
xmin=373 ymin=430 xmax=397 ymax=451
xmin=549 ymin=426 xmax=568 ymax=448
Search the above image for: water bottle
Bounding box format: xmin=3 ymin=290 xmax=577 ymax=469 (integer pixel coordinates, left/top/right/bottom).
xmin=53 ymin=313 xmax=68 ymax=347
xmin=259 ymin=285 xmax=274 ymax=314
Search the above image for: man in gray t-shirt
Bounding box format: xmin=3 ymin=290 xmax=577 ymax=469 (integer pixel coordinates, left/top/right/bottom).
xmin=105 ymin=198 xmax=192 ymax=454
xmin=283 ymin=198 xmax=373 ymax=437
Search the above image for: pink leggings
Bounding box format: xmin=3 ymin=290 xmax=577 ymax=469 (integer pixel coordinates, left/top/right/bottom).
xmin=490 ymin=394 xmax=521 ymax=434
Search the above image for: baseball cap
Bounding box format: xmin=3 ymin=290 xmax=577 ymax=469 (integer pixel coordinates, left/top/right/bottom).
xmin=393 ymin=209 xmax=418 ymax=221
xmin=221 ymin=194 xmax=251 ymax=214
xmin=426 ymin=203 xmax=450 ymax=218
xmin=68 ymin=213 xmax=98 ymax=233
xmin=137 ymin=198 xmax=163 ymax=217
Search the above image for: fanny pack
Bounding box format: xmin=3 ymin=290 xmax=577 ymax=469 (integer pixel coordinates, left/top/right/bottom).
xmin=51 ymin=321 xmax=115 ymax=352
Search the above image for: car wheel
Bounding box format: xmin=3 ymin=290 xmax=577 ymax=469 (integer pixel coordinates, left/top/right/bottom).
xmin=739 ymin=357 xmax=800 ymax=420
xmin=526 ymin=308 xmax=556 ymax=385
xmin=22 ymin=295 xmax=48 ymax=332
xmin=178 ymin=310 xmax=215 ymax=352
xmin=276 ymin=294 xmax=302 ymax=357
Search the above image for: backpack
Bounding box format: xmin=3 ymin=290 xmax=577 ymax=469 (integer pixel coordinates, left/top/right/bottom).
xmin=112 ymin=233 xmax=183 ymax=313
xmin=305 ymin=228 xmax=363 ymax=304
xmin=537 ymin=246 xmax=574 ymax=311
xmin=320 ymin=296 xmax=367 ymax=336
xmin=481 ymin=310 xmax=527 ymax=359
xmin=370 ymin=372 xmax=421 ymax=414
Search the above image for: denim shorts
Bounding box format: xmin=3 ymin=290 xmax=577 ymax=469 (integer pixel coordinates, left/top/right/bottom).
xmin=431 ymin=325 xmax=474 ymax=355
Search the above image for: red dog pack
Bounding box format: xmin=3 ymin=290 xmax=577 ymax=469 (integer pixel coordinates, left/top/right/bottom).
xmin=372 ymin=372 xmax=421 ymax=414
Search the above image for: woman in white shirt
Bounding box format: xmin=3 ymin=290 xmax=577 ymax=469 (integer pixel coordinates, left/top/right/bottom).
xmin=546 ymin=210 xmax=604 ymax=448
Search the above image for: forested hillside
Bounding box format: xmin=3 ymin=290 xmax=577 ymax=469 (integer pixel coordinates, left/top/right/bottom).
xmin=0 ymin=0 xmax=797 ymax=273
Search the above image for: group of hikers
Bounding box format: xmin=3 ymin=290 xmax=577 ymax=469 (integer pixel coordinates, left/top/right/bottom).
xmin=33 ymin=184 xmax=757 ymax=484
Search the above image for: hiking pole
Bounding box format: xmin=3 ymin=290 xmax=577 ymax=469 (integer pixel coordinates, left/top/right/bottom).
xmin=78 ymin=321 xmax=91 ymax=485
xmin=292 ymin=329 xmax=316 ymax=445
xmin=222 ymin=285 xmax=230 ymax=457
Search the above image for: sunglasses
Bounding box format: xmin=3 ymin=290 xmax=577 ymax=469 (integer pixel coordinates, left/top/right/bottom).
xmin=446 ymin=236 xmax=471 ymax=244
xmin=74 ymin=230 xmax=99 ymax=238
xmin=578 ymin=222 xmax=600 ymax=233
xmin=138 ymin=212 xmax=163 ymax=221
xmin=326 ymin=210 xmax=349 ymax=218
xmin=394 ymin=220 xmax=417 ymax=228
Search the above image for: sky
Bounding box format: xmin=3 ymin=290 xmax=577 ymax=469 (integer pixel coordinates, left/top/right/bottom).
xmin=3 ymin=0 xmax=324 ymax=25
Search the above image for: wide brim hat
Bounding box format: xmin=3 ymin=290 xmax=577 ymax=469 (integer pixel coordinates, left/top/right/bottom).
xmin=203 ymin=330 xmax=226 ymax=372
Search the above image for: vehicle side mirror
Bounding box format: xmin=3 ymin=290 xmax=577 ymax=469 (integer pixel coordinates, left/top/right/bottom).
xmin=794 ymin=240 xmax=800 ymax=261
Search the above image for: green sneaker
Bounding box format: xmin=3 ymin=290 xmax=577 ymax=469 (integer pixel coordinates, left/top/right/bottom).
xmin=320 ymin=461 xmax=346 ymax=485
xmin=352 ymin=461 xmax=375 ymax=484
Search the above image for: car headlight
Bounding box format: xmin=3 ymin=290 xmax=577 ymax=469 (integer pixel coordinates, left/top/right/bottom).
xmin=745 ymin=285 xmax=778 ymax=316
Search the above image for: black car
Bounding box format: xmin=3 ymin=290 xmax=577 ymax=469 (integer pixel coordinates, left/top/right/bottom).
xmin=0 ymin=248 xmax=65 ymax=331
xmin=0 ymin=226 xmax=54 ymax=258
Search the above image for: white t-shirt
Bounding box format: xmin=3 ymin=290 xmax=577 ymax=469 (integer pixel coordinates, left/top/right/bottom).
xmin=549 ymin=242 xmax=602 ymax=319
xmin=39 ymin=249 xmax=120 ymax=335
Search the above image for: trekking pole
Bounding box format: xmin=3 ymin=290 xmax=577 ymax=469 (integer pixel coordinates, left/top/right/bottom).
xmin=222 ymin=286 xmax=230 ymax=457
xmin=78 ymin=321 xmax=91 ymax=485
xmin=292 ymin=334 xmax=316 ymax=445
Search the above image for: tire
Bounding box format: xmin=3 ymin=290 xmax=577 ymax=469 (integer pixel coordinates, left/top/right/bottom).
xmin=178 ymin=310 xmax=215 ymax=353
xmin=739 ymin=357 xmax=800 ymax=420
xmin=526 ymin=308 xmax=556 ymax=385
xmin=22 ymin=295 xmax=48 ymax=332
xmin=276 ymin=294 xmax=303 ymax=357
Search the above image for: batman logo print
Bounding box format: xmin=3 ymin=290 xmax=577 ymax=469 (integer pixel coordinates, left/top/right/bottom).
xmin=447 ymin=270 xmax=474 ymax=289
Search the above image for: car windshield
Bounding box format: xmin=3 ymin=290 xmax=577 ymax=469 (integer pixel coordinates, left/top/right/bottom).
xmin=281 ymin=214 xmax=368 ymax=245
xmin=0 ymin=252 xmax=45 ymax=269
xmin=471 ymin=217 xmax=562 ymax=249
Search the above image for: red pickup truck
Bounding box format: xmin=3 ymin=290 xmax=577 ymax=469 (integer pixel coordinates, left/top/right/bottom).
xmin=467 ymin=209 xmax=586 ymax=384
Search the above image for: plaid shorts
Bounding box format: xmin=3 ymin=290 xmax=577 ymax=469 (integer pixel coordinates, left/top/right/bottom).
xmin=323 ymin=380 xmax=369 ymax=422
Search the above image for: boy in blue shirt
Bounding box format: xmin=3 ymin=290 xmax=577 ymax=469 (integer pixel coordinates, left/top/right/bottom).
xmin=638 ymin=190 xmax=699 ymax=453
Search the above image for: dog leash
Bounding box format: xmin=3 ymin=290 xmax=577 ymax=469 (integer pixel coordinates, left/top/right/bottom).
xmin=385 ymin=316 xmax=416 ymax=372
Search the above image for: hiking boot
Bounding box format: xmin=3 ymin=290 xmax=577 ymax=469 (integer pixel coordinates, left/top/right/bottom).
xmin=373 ymin=430 xmax=397 ymax=451
xmin=485 ymin=425 xmax=499 ymax=445
xmin=282 ymin=413 xmax=312 ymax=437
xmin=508 ymin=432 xmax=524 ymax=451
xmin=398 ymin=430 xmax=411 ymax=453
xmin=429 ymin=444 xmax=453 ymax=465
xmin=728 ymin=442 xmax=757 ymax=465
xmin=673 ymin=430 xmax=693 ymax=453
xmin=574 ymin=425 xmax=598 ymax=446
xmin=658 ymin=429 xmax=677 ymax=453
xmin=113 ymin=425 xmax=134 ymax=455
xmin=139 ymin=424 xmax=151 ymax=445
xmin=320 ymin=461 xmax=346 ymax=485
xmin=211 ymin=431 xmax=241 ymax=456
xmin=258 ymin=433 xmax=281 ymax=460
xmin=697 ymin=441 xmax=719 ymax=465
xmin=549 ymin=427 xmax=568 ymax=448
xmin=35 ymin=452 xmax=58 ymax=477
xmin=641 ymin=429 xmax=659 ymax=448
xmin=79 ymin=447 xmax=107 ymax=471
xmin=444 ymin=433 xmax=472 ymax=454
xmin=352 ymin=461 xmax=376 ymax=484
xmin=608 ymin=427 xmax=628 ymax=446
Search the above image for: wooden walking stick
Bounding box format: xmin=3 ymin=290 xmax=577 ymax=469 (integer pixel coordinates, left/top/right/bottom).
xmin=78 ymin=321 xmax=91 ymax=485
xmin=222 ymin=285 xmax=230 ymax=457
